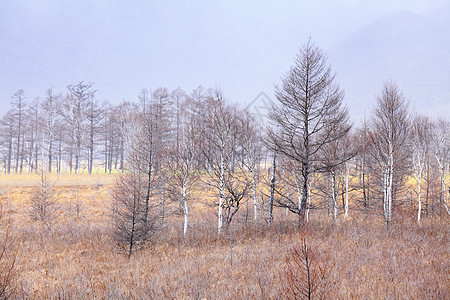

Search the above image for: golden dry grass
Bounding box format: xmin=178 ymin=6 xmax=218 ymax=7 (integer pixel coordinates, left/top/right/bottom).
xmin=0 ymin=173 xmax=118 ymax=187
xmin=0 ymin=174 xmax=448 ymax=299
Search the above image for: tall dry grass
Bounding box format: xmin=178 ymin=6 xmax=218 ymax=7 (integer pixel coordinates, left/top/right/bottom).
xmin=0 ymin=176 xmax=448 ymax=299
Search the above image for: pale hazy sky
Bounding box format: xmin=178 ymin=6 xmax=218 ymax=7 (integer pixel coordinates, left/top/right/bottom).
xmin=0 ymin=0 xmax=448 ymax=121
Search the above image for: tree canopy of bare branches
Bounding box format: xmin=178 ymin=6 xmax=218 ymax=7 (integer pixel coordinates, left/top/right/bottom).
xmin=268 ymin=39 xmax=351 ymax=225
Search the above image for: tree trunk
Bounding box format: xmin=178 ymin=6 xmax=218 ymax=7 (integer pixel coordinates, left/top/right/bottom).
xmin=251 ymin=169 xmax=258 ymax=222
xmin=182 ymin=178 xmax=188 ymax=238
xmin=440 ymin=165 xmax=449 ymax=214
xmin=417 ymin=172 xmax=422 ymax=224
xmin=331 ymin=172 xmax=337 ymax=220
xmin=7 ymin=130 xmax=12 ymax=174
xmin=345 ymin=163 xmax=350 ymax=219
xmin=218 ymin=153 xmax=224 ymax=234
xmin=306 ymin=180 xmax=313 ymax=222
xmin=299 ymin=123 xmax=310 ymax=225
xmin=88 ymin=118 xmax=94 ymax=174
xmin=362 ymin=161 xmax=367 ymax=208
xmin=269 ymin=152 xmax=276 ymax=226
xmin=388 ymin=152 xmax=394 ymax=222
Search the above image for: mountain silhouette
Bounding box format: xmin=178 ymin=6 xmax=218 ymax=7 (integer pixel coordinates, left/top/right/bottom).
xmin=330 ymin=9 xmax=450 ymax=122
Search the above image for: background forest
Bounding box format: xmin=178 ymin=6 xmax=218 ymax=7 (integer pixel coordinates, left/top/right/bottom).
xmin=0 ymin=41 xmax=448 ymax=299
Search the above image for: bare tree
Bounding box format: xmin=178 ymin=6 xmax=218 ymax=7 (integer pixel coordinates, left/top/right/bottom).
xmin=281 ymin=237 xmax=332 ymax=299
xmin=111 ymin=171 xmax=157 ymax=258
xmin=85 ymin=96 xmax=104 ymax=174
xmin=101 ymin=102 xmax=132 ymax=174
xmin=127 ymin=89 xmax=172 ymax=229
xmin=201 ymin=90 xmax=251 ymax=233
xmin=370 ymin=81 xmax=410 ymax=225
xmin=171 ymin=87 xmax=186 ymax=158
xmin=0 ymin=225 xmax=17 ymax=299
xmin=25 ymin=97 xmax=43 ymax=173
xmin=11 ymin=90 xmax=26 ymax=174
xmin=63 ymin=82 xmax=95 ymax=173
xmin=0 ymin=111 xmax=15 ymax=174
xmin=41 ymin=89 xmax=59 ymax=173
xmin=28 ymin=169 xmax=59 ymax=229
xmin=268 ymin=38 xmax=351 ymax=225
xmin=411 ymin=114 xmax=432 ymax=223
xmin=315 ymin=124 xmax=356 ymax=220
xmin=432 ymin=118 xmax=450 ymax=215
xmin=241 ymin=110 xmax=263 ymax=223
xmin=222 ymin=164 xmax=253 ymax=226
xmin=167 ymin=93 xmax=201 ymax=238
xmin=354 ymin=119 xmax=374 ymax=211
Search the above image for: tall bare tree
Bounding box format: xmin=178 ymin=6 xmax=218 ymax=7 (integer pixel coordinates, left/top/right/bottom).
xmin=201 ymin=89 xmax=251 ymax=233
xmin=268 ymin=39 xmax=351 ymax=225
xmin=11 ymin=90 xmax=26 ymax=174
xmin=26 ymin=98 xmax=42 ymax=173
xmin=41 ymin=89 xmax=59 ymax=173
xmin=411 ymin=114 xmax=432 ymax=223
xmin=0 ymin=111 xmax=15 ymax=174
xmin=129 ymin=89 xmax=171 ymax=228
xmin=85 ymin=96 xmax=104 ymax=174
xmin=167 ymin=93 xmax=201 ymax=238
xmin=370 ymin=81 xmax=410 ymax=225
xmin=63 ymin=82 xmax=95 ymax=173
xmin=354 ymin=119 xmax=374 ymax=211
xmin=318 ymin=126 xmax=355 ymax=220
xmin=241 ymin=110 xmax=263 ymax=223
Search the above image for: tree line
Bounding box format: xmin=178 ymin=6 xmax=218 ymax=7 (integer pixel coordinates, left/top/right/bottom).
xmin=1 ymin=40 xmax=449 ymax=256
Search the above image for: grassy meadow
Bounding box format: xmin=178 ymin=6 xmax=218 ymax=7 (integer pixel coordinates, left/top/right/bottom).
xmin=0 ymin=173 xmax=448 ymax=299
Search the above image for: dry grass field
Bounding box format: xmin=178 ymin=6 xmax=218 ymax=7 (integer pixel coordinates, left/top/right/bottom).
xmin=0 ymin=173 xmax=448 ymax=299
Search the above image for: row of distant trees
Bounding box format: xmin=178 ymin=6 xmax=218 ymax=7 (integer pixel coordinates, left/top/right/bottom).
xmin=1 ymin=40 xmax=449 ymax=256
xmin=0 ymin=82 xmax=127 ymax=175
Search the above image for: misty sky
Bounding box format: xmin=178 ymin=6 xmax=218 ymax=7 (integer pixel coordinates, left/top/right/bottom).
xmin=0 ymin=0 xmax=448 ymax=122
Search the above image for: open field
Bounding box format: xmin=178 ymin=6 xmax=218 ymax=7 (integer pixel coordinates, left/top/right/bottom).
xmin=0 ymin=174 xmax=448 ymax=299
xmin=0 ymin=172 xmax=118 ymax=187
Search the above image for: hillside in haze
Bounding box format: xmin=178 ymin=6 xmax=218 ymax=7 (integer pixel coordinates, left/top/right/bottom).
xmin=330 ymin=8 xmax=450 ymax=122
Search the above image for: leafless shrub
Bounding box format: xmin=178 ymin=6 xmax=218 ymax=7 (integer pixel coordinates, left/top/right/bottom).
xmin=111 ymin=172 xmax=158 ymax=258
xmin=0 ymin=224 xmax=18 ymax=299
xmin=280 ymin=237 xmax=333 ymax=299
xmin=28 ymin=169 xmax=59 ymax=229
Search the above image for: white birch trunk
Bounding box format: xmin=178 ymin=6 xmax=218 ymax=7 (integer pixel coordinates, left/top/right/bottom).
xmin=443 ymin=170 xmax=449 ymax=214
xmin=182 ymin=177 xmax=188 ymax=238
xmin=218 ymin=154 xmax=224 ymax=234
xmin=414 ymin=151 xmax=424 ymax=224
xmin=251 ymin=169 xmax=258 ymax=222
xmin=417 ymin=172 xmax=422 ymax=224
xmin=441 ymin=166 xmax=449 ymax=214
xmin=388 ymin=153 xmax=394 ymax=222
xmin=332 ymin=172 xmax=337 ymax=220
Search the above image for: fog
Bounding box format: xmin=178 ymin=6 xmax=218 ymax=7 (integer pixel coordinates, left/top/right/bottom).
xmin=1 ymin=0 xmax=448 ymax=122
